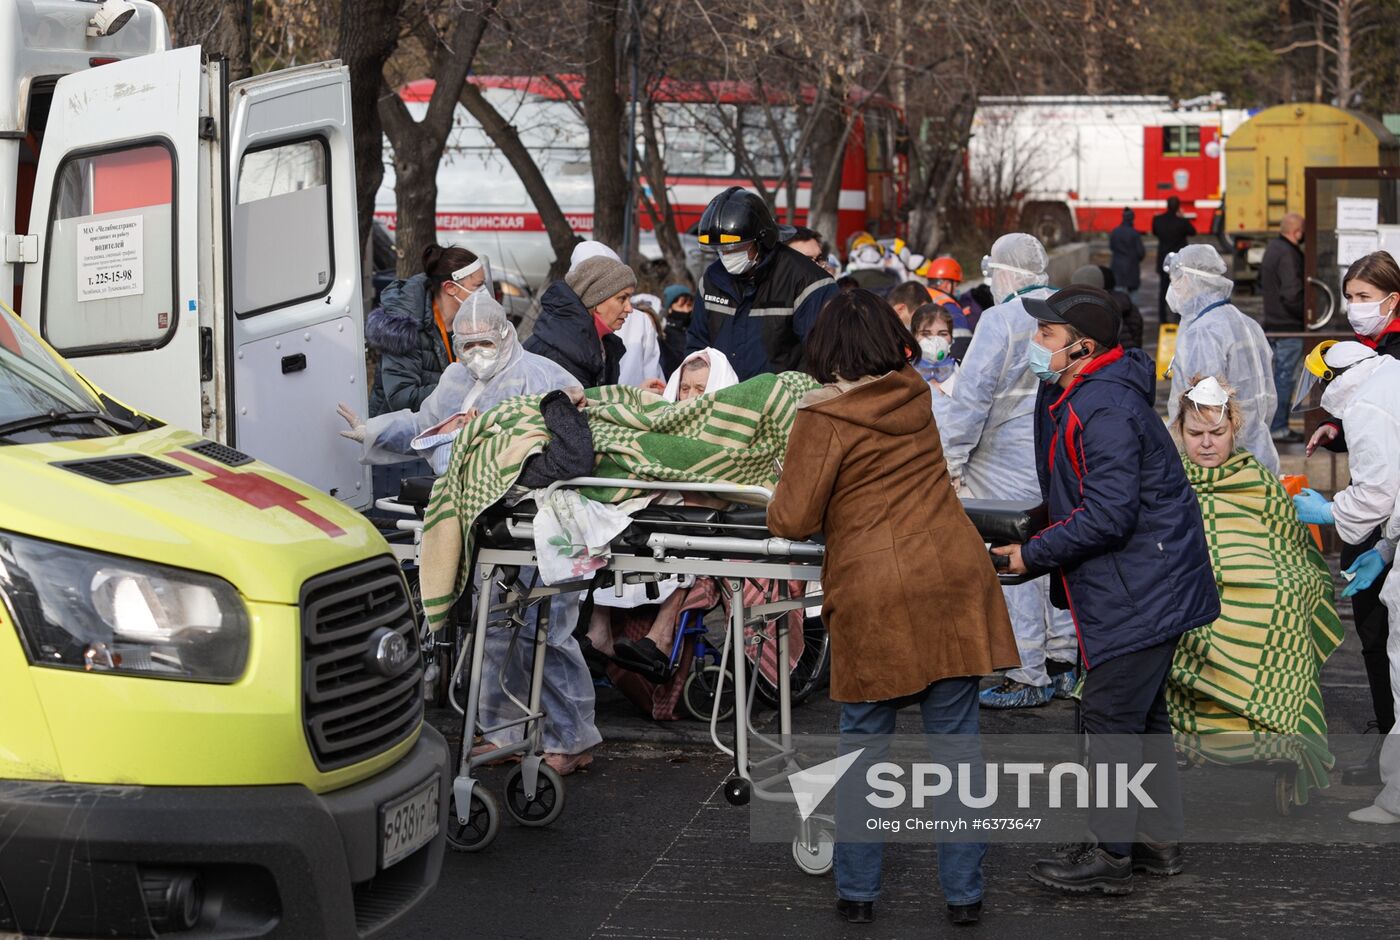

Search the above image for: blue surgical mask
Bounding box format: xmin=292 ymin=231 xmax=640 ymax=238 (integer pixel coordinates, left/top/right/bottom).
xmin=1028 ymin=338 xmax=1083 ymax=383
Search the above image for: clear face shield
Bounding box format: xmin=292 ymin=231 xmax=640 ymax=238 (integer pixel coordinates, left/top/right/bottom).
xmin=1290 ymin=341 xmax=1338 ymax=414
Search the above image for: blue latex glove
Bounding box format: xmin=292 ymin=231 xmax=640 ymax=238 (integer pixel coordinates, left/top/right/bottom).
xmin=1293 ymin=488 xmax=1335 ymax=526
xmin=1342 ymin=549 xmax=1387 ymax=598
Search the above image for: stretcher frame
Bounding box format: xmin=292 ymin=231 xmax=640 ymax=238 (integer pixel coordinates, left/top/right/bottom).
xmin=451 ymin=477 xmax=831 ymax=869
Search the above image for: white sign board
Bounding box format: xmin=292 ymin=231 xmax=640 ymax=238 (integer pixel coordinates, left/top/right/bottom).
xmin=1337 ymin=231 xmax=1380 ymax=267
xmin=77 ymin=215 xmax=144 ymax=301
xmin=1378 ymin=225 xmax=1400 ymax=261
xmin=1336 ymin=196 xmax=1379 ymax=231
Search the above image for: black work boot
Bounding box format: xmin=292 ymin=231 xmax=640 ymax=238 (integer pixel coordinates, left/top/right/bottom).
xmin=1029 ymin=842 xmax=1133 ymax=895
xmin=1131 ymin=838 xmax=1185 ymax=876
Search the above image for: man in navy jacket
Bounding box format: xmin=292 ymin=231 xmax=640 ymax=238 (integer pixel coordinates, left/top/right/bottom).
xmin=993 ymin=286 xmax=1220 ymax=896
xmin=684 ymin=187 xmax=837 ymax=380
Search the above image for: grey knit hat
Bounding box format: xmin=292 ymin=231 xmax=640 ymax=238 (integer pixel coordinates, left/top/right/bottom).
xmin=566 ymin=256 xmax=637 ymax=310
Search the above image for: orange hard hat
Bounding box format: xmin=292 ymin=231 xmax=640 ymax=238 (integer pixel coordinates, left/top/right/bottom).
xmin=925 ymin=256 xmax=963 ymax=282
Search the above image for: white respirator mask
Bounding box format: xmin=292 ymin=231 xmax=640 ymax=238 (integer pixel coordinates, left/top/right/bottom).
xmin=919 ymin=335 xmax=952 ymax=363
xmin=456 ymin=340 xmax=501 ymax=380
xmin=1185 ymin=375 xmax=1230 ymax=428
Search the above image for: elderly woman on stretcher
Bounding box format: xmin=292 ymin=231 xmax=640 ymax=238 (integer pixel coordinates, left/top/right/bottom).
xmin=577 ymin=348 xmax=806 ymax=720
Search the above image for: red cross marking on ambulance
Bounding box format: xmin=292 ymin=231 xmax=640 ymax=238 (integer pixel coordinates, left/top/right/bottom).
xmin=167 ymin=451 xmax=346 ymax=537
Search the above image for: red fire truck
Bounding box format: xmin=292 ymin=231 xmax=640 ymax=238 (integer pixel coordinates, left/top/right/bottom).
xmin=968 ymin=95 xmax=1251 ymax=245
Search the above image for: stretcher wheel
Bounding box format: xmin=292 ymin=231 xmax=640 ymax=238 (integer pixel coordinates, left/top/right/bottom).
xmin=503 ymin=764 xmax=566 ymax=828
xmin=754 ymin=615 xmax=830 ymax=709
xmin=683 ymin=664 xmax=735 ymax=722
xmin=723 ymin=777 xmax=751 ymax=806
xmin=446 ymin=787 xmax=499 ymax=852
xmin=1275 ymin=770 xmax=1295 ymax=817
xmin=792 ymin=830 xmax=834 ymax=876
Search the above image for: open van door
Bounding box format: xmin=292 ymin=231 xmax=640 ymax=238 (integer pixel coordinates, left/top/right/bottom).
xmin=23 ymin=49 xmax=371 ymax=509
xmin=21 ymin=46 xmax=204 ymax=433
xmin=225 ymin=62 xmax=370 ymax=508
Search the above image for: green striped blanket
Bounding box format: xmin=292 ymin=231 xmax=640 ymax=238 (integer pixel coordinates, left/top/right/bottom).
xmin=1168 ymin=450 xmax=1344 ymax=802
xmin=418 ymin=372 xmax=817 ymax=629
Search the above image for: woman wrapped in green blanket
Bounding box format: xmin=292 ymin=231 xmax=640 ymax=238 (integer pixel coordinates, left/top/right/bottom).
xmin=1168 ymin=374 xmax=1343 ymax=802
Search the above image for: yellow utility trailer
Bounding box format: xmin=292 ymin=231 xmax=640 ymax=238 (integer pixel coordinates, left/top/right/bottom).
xmin=1223 ymin=103 xmax=1398 ymax=280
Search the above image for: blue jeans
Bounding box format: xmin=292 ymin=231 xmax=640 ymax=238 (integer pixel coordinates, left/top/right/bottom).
xmin=1269 ymin=337 xmax=1304 ymax=432
xmin=834 ymin=677 xmax=986 ymax=906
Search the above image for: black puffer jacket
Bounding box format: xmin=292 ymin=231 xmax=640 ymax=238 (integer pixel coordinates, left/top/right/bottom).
xmin=523 ymin=281 xmax=624 ymax=388
xmin=365 ymin=274 xmax=451 ymax=415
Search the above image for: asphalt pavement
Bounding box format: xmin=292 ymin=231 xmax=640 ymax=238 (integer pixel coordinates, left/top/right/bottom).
xmin=389 ymin=241 xmax=1399 ymax=939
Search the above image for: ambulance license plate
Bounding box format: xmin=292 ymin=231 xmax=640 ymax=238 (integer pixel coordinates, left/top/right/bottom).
xmin=380 ymin=777 xmax=440 ymax=869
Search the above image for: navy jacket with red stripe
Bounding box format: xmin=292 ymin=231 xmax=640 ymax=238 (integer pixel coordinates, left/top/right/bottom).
xmin=1019 ymin=347 xmax=1219 ymax=668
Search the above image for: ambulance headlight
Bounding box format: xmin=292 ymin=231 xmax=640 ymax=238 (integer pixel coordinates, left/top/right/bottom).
xmin=0 ymin=532 xmax=249 ymax=682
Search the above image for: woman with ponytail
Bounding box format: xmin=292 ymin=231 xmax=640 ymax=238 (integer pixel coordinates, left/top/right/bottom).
xmin=366 ymin=243 xmax=486 ymax=415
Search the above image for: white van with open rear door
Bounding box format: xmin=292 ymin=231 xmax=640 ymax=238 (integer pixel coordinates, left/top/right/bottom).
xmin=6 ymin=0 xmax=371 ymax=509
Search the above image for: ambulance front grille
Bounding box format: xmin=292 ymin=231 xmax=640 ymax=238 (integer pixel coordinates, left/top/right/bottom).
xmin=300 ymin=557 xmax=422 ymax=771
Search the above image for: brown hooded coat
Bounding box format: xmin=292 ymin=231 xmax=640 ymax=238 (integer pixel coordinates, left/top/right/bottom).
xmin=767 ymin=366 xmax=1019 ymax=702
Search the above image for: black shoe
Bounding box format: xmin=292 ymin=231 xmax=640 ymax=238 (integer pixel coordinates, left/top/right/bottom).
xmin=836 ymin=899 xmax=875 ymax=924
xmin=1131 ymin=838 xmax=1184 ymax=876
xmin=947 ymin=900 xmax=982 ymax=926
xmin=1271 ymin=429 xmax=1305 ymax=444
xmin=1343 ymin=729 xmax=1386 ymax=786
xmin=1029 ymin=843 xmax=1133 ymax=895
xmin=611 ymin=637 xmax=673 ymax=682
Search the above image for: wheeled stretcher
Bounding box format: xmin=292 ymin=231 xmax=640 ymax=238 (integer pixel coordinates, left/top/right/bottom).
xmin=412 ymin=474 xmax=1045 ymax=867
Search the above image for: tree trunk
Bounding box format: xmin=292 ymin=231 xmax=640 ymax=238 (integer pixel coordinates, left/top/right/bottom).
xmin=1313 ymin=8 xmax=1327 ymax=103
xmin=380 ymin=2 xmax=497 ymax=277
xmin=336 ymin=0 xmax=403 ymax=269
xmin=1335 ymin=0 xmax=1353 ymax=106
xmin=1279 ymin=0 xmax=1295 ymax=102
xmin=459 ymin=82 xmax=581 ymax=284
xmin=167 ymin=0 xmax=252 ymax=79
xmin=1082 ymin=0 xmax=1101 ymax=94
xmin=388 ymin=141 xmax=439 ymax=277
xmin=638 ymin=96 xmax=690 ymax=285
xmin=806 ymin=89 xmax=847 ymax=250
xmin=584 ymin=0 xmax=628 ymax=250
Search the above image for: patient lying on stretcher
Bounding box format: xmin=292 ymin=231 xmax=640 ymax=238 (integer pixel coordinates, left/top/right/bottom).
xmin=582 ymin=351 xmax=734 ymax=672
xmin=581 ymin=350 xmax=803 ymax=717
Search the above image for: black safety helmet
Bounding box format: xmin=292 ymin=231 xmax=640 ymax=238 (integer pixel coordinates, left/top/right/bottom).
xmin=697 ymin=186 xmax=779 ymax=253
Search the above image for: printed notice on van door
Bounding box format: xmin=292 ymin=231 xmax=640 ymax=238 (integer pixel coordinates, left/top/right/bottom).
xmin=77 ymin=215 xmax=144 ymax=302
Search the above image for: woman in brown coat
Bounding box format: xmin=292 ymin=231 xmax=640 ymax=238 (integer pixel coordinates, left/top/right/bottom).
xmin=767 ymin=289 xmax=1018 ymax=928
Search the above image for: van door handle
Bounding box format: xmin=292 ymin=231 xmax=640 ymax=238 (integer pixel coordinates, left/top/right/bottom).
xmin=200 ymin=327 xmax=214 ymax=382
xmin=281 ymin=353 xmax=307 ymax=374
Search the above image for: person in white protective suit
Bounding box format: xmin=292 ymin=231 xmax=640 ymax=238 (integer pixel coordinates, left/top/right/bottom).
xmin=1290 ymin=341 xmax=1400 ymax=824
xmin=339 ymin=294 xmax=601 ymax=774
xmin=616 ymin=292 xmax=665 ymax=389
xmin=336 ymin=292 xmax=576 ymax=474
xmin=1164 ymin=244 xmax=1280 ymax=475
xmin=937 ymin=233 xmax=1078 ymax=709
